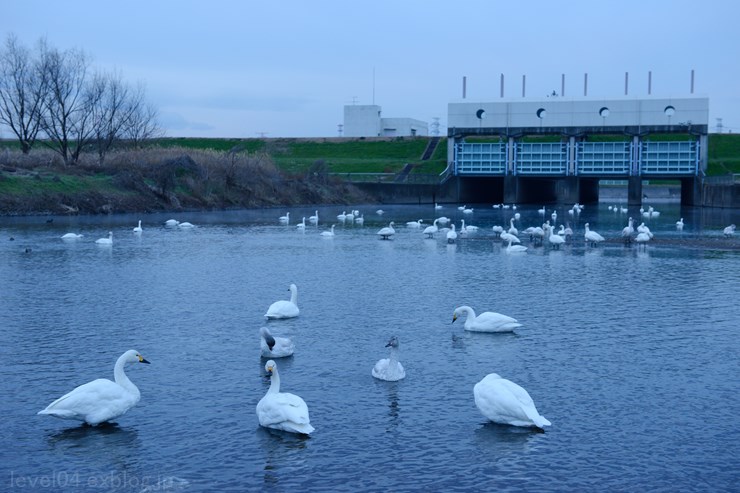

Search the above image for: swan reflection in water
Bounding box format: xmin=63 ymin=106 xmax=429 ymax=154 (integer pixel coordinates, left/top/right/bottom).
xmin=257 ymin=425 xmax=308 ymax=489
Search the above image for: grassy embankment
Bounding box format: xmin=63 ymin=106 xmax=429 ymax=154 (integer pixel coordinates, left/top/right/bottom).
xmin=152 ymin=136 xmax=448 ymax=174
xmin=0 ymin=137 xmax=447 ymax=214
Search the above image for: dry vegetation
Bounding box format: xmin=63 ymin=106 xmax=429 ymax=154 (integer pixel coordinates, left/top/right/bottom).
xmin=0 ymin=147 xmax=374 ymax=215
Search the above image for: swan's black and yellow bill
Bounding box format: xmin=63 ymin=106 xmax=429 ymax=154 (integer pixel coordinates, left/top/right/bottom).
xmin=138 ymin=355 xmax=151 ymax=364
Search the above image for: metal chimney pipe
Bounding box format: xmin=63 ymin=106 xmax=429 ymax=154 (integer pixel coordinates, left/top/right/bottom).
xmin=625 ymin=72 xmax=629 ymax=95
xmin=500 ymin=73 xmax=504 ymax=98
xmin=584 ymin=73 xmax=588 ymax=96
xmin=522 ymin=74 xmax=526 ymax=98
xmin=648 ymin=71 xmax=652 ymax=95
xmin=561 ymin=74 xmax=565 ymax=97
xmin=691 ymin=69 xmax=695 ymax=93
xmin=463 ymin=76 xmax=467 ymax=99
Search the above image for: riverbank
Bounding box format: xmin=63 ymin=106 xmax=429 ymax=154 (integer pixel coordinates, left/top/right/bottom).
xmin=0 ymin=148 xmax=375 ymax=216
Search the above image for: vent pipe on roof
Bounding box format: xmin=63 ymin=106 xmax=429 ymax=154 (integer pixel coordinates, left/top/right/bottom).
xmin=462 ymin=76 xmax=467 ymax=99
xmin=522 ymin=75 xmax=526 ymax=98
xmin=648 ymin=71 xmax=652 ymax=95
xmin=561 ymin=74 xmax=565 ymax=97
xmin=584 ymin=73 xmax=588 ymax=96
xmin=690 ymin=69 xmax=695 ymax=94
xmin=625 ymin=72 xmax=629 ymax=95
xmin=500 ymin=73 xmax=504 ymax=98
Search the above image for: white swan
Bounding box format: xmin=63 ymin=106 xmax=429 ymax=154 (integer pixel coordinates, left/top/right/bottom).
xmin=423 ymin=218 xmax=439 ymax=238
xmin=637 ymin=222 xmax=653 ymax=238
xmin=724 ymin=224 xmax=736 ymax=237
xmin=164 ymin=219 xmax=179 ymax=227
xmin=548 ymin=224 xmax=565 ymax=249
xmin=355 ymin=214 xmax=364 ymax=225
xmin=446 ymin=223 xmax=457 ymax=243
xmin=178 ymin=222 xmax=195 ymax=229
xmin=474 ymin=373 xmax=551 ymax=429
xmin=320 ymin=225 xmax=336 ymax=237
xmin=635 ymin=231 xmax=652 ymax=247
xmin=279 ymin=212 xmax=290 ymax=224
xmin=458 ymin=204 xmax=466 ymax=211
xmin=264 ymin=283 xmax=299 ymax=319
xmin=491 ymin=225 xmax=504 ymax=236
xmin=256 ymin=360 xmax=314 ymax=435
xmin=296 ymin=217 xmax=306 ymax=230
xmin=676 ymin=218 xmax=684 ymax=231
xmin=337 ymin=211 xmax=347 ymax=222
xmin=38 ymin=350 xmax=150 ymax=426
xmin=309 ymin=211 xmax=319 ymax=224
xmin=260 ymin=327 xmax=294 ymax=358
xmin=61 ymin=233 xmax=83 ymax=240
xmin=452 ymin=305 xmax=522 ymax=332
xmin=133 ymin=220 xmax=143 ymax=234
xmin=435 ymin=203 xmax=443 ymax=210
xmin=462 ymin=207 xmax=474 ymax=214
xmin=461 ymin=219 xmax=478 ymax=233
xmin=506 ymin=238 xmax=528 ymax=253
xmin=95 ymin=231 xmax=113 ymax=245
xmin=500 ymin=232 xmax=520 ymax=244
xmin=508 ymin=218 xmax=518 ymax=236
xmin=584 ymin=223 xmax=605 ymax=246
xmin=376 ymin=209 xmax=385 ymax=215
xmin=377 ymin=222 xmax=395 ymax=240
xmin=371 ymin=336 xmax=406 ymax=381
xmin=622 ymin=217 xmax=635 ymax=243
xmin=406 ymin=219 xmax=423 ymax=228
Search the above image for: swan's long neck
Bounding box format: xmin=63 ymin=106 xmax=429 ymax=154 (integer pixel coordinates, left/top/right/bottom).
xmin=290 ymin=287 xmax=298 ymax=305
xmin=388 ymin=346 xmax=399 ymax=367
xmin=268 ymin=368 xmax=281 ymax=394
xmin=113 ymin=356 xmax=138 ymax=395
xmin=460 ymin=306 xmax=475 ymax=319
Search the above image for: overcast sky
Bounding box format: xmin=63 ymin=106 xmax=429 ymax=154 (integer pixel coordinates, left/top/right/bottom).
xmin=4 ymin=0 xmax=739 ymax=138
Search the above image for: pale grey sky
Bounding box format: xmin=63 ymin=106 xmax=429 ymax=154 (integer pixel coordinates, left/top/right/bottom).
xmin=3 ymin=0 xmax=739 ymax=138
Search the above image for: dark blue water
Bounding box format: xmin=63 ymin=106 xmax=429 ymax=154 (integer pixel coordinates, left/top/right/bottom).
xmin=1 ymin=203 xmax=738 ymax=492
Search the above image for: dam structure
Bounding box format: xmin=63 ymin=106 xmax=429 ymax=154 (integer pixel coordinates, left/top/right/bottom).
xmin=446 ymin=97 xmax=709 ymax=205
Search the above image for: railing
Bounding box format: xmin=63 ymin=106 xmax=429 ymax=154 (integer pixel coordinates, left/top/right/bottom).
xmin=454 ymin=142 xmax=507 ymax=174
xmin=452 ymin=139 xmax=699 ymax=177
xmin=640 ymin=141 xmax=698 ymax=175
xmin=516 ymin=142 xmax=567 ymax=175
xmin=577 ymin=142 xmax=631 ymax=175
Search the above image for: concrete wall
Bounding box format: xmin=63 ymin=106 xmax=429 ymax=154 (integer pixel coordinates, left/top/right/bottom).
xmin=448 ymin=97 xmax=709 ymax=131
xmin=380 ymin=118 xmax=428 ymax=137
xmin=344 ymin=105 xmax=382 ymax=137
xmin=701 ymin=183 xmax=740 ymax=208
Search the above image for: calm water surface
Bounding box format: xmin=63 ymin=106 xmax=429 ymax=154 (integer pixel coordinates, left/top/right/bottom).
xmin=1 ymin=203 xmax=738 ymax=492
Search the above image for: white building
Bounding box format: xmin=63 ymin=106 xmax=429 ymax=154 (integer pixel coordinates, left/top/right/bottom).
xmin=343 ymin=105 xmax=428 ymax=137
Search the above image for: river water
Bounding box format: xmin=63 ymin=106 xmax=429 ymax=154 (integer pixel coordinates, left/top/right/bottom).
xmin=1 ymin=203 xmax=738 ymax=492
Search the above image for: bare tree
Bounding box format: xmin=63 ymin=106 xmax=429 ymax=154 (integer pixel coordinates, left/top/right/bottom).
xmin=0 ymin=35 xmax=47 ymax=153
xmin=123 ymin=92 xmax=164 ymax=147
xmin=90 ymin=71 xmax=135 ymax=163
xmin=37 ymin=42 xmax=101 ymax=164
